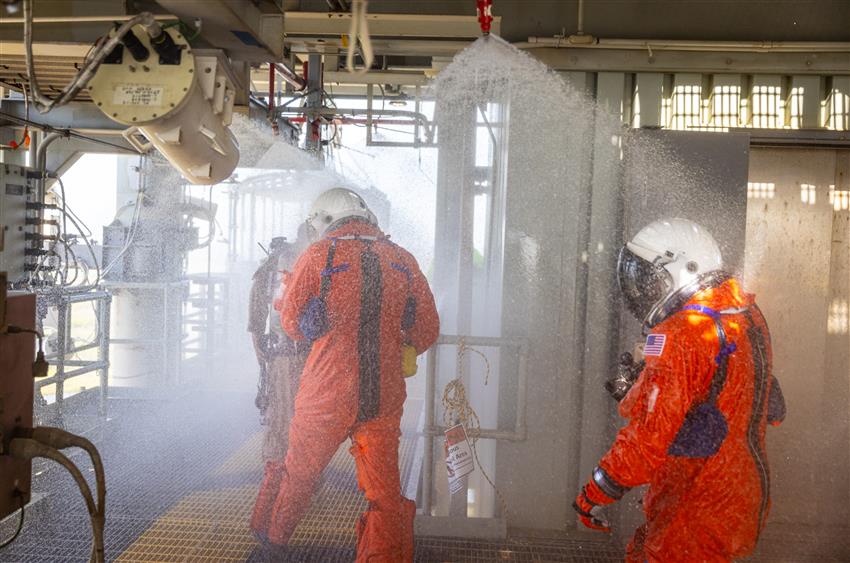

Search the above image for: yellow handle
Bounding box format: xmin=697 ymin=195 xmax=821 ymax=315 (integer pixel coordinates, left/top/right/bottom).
xmin=402 ymin=344 xmax=418 ymax=378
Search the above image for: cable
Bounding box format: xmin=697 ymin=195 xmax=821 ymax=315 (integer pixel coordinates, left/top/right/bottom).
xmin=23 ymin=0 xmax=155 ymax=114
xmin=0 ymin=491 xmax=25 ymax=549
xmin=54 ymin=178 xmax=101 ymax=285
xmin=8 ymin=436 xmax=105 ymax=563
xmin=99 ymin=186 xmax=145 ymax=279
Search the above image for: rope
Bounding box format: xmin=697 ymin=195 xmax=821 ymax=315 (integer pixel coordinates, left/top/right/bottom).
xmin=441 ymin=338 xmax=508 ymax=517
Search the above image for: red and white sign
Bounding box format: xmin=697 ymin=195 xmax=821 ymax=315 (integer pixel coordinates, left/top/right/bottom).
xmin=445 ymin=424 xmax=475 ymax=495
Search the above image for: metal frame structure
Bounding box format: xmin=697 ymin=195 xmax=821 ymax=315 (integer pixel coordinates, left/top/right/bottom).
xmin=34 ymin=289 xmax=111 ymax=420
xmin=418 ymin=334 xmax=528 ymax=538
xmin=182 ymin=273 xmax=230 ymax=373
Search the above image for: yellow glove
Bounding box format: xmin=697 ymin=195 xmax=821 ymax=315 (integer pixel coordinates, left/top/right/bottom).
xmin=402 ymin=344 xmax=418 ymax=378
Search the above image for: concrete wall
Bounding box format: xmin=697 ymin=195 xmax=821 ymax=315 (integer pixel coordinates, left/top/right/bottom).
xmin=744 ymin=148 xmax=850 ymax=537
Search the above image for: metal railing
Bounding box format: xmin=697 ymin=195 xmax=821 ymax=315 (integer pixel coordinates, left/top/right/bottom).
xmin=420 ymin=334 xmax=528 ymax=518
xmin=34 ymin=289 xmax=111 ymax=419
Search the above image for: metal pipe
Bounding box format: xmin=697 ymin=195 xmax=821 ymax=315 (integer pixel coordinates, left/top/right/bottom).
xmin=35 ymin=131 xmax=61 ymax=170
xmin=98 ymin=293 xmax=111 ymax=418
xmin=0 ymin=112 xmax=137 ymax=153
xmin=522 ymin=36 xmax=850 ymax=52
xmin=0 ymin=14 xmax=176 ymax=24
xmin=268 ymin=64 xmax=276 ymax=117
xmin=273 ymin=62 xmax=308 ymax=93
xmin=422 ymin=345 xmax=437 ymax=515
xmin=279 ymin=106 xmax=435 ymax=142
xmin=576 ymin=0 xmax=585 ymax=36
xmin=34 ymin=362 xmax=110 ymax=389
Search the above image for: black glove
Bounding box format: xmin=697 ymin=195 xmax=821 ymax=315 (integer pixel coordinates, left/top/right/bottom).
xmin=604 ymin=352 xmax=645 ymax=402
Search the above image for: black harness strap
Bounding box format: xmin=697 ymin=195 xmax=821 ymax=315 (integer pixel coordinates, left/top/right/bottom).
xmin=357 ymin=240 xmax=384 ymax=422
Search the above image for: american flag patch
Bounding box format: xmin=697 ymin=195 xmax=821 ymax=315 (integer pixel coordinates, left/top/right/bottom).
xmin=644 ymin=334 xmax=667 ymax=357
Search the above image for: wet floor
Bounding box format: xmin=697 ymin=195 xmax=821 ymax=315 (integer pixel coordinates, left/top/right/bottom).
xmin=0 ymin=384 xmax=843 ymax=562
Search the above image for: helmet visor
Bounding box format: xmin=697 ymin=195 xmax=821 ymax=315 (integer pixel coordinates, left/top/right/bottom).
xmin=617 ymin=246 xmax=671 ymax=322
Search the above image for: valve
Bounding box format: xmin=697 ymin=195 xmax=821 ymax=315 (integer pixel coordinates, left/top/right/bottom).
xmin=476 ymin=0 xmax=493 ymax=35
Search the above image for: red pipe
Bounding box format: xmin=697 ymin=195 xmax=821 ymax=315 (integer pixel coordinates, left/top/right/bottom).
xmin=285 ymin=117 xmax=422 ymax=126
xmin=476 ymin=0 xmax=493 ymax=35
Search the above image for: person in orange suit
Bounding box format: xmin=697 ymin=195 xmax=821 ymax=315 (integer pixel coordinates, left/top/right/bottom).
xmin=574 ymin=219 xmax=785 ymax=563
xmin=251 ymin=187 xmax=440 ymax=562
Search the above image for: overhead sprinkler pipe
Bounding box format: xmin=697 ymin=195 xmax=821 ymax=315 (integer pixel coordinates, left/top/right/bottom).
xmin=522 ymin=36 xmax=850 ymax=52
xmin=476 ymin=0 xmax=494 ymax=35
xmin=576 ymin=0 xmax=584 ymax=35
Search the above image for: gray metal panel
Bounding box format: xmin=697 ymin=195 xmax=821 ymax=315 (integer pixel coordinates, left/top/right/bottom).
xmin=622 ymin=130 xmax=750 ymax=275
xmin=612 ymin=129 xmax=750 ymax=540
xmin=0 ymin=165 xmax=35 ymax=284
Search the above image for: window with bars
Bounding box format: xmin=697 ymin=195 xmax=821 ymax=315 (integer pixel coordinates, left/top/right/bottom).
xmin=827 ymin=88 xmax=849 ymax=131
xmin=710 ymin=84 xmax=741 ymax=128
xmin=670 ymin=84 xmax=703 ymax=130
xmin=748 ymin=182 xmax=775 ymax=199
xmin=750 ymin=85 xmax=783 ymax=128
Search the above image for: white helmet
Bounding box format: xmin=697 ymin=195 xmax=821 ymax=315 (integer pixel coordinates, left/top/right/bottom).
xmin=618 ymin=218 xmax=726 ymax=327
xmin=306 ymin=187 xmax=377 ymax=237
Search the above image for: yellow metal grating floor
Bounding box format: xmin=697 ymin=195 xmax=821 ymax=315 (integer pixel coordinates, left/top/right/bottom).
xmin=115 ymin=431 xmax=419 ymax=562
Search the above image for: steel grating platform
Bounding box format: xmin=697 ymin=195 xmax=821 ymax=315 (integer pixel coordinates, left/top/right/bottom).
xmin=1 ymin=383 xmax=845 ymax=562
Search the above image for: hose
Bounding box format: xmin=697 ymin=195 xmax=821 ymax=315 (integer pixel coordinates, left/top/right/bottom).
xmin=23 ymin=0 xmax=155 ymax=114
xmin=9 ymin=432 xmax=106 ymax=563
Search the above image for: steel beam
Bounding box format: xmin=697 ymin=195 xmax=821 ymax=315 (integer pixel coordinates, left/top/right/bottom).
xmin=285 ymin=11 xmax=501 ymax=39
xmin=527 ymin=47 xmax=850 ymax=76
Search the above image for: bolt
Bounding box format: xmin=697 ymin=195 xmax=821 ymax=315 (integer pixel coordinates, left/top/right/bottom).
xmin=170 ymin=102 xmax=176 ymax=107
xmin=152 ymin=113 xmax=157 ymax=118
xmin=143 ymin=65 xmax=151 ymax=72
xmin=183 ymin=87 xmax=188 ymax=92
xmin=205 ymin=67 xmax=212 ymax=74
xmin=129 ymin=65 xmax=136 ymax=72
xmin=97 ymin=102 xmax=103 ymax=106
xmin=189 ymin=68 xmax=194 ymax=73
xmin=112 ymin=113 xmax=118 ymax=117
xmin=132 ymin=117 xmax=137 ymax=121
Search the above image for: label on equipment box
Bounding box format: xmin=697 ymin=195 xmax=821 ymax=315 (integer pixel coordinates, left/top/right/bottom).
xmin=113 ymin=85 xmax=164 ymax=107
xmin=444 ymin=424 xmax=475 ymax=495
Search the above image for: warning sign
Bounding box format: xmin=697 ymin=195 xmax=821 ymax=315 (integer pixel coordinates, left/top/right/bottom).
xmin=113 ymin=85 xmax=164 ymax=107
xmin=444 ymin=424 xmax=475 ymax=495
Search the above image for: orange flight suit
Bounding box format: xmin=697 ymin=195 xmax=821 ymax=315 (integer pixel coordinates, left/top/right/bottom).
xmin=578 ymin=279 xmax=785 ymax=562
xmin=251 ymin=219 xmax=439 ymax=562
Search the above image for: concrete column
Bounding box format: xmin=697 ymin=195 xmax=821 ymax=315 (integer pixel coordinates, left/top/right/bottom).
xmin=789 ymin=76 xmax=821 ymax=129
xmin=634 ymin=73 xmax=664 ymax=128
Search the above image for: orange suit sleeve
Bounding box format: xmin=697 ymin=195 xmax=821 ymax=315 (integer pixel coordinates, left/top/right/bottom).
xmin=599 ymin=330 xmax=700 ymax=488
xmin=405 ymin=253 xmax=440 ymax=354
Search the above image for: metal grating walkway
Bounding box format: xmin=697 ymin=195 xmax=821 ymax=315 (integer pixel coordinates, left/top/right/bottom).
xmin=1 ymin=384 xmax=841 ymax=562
